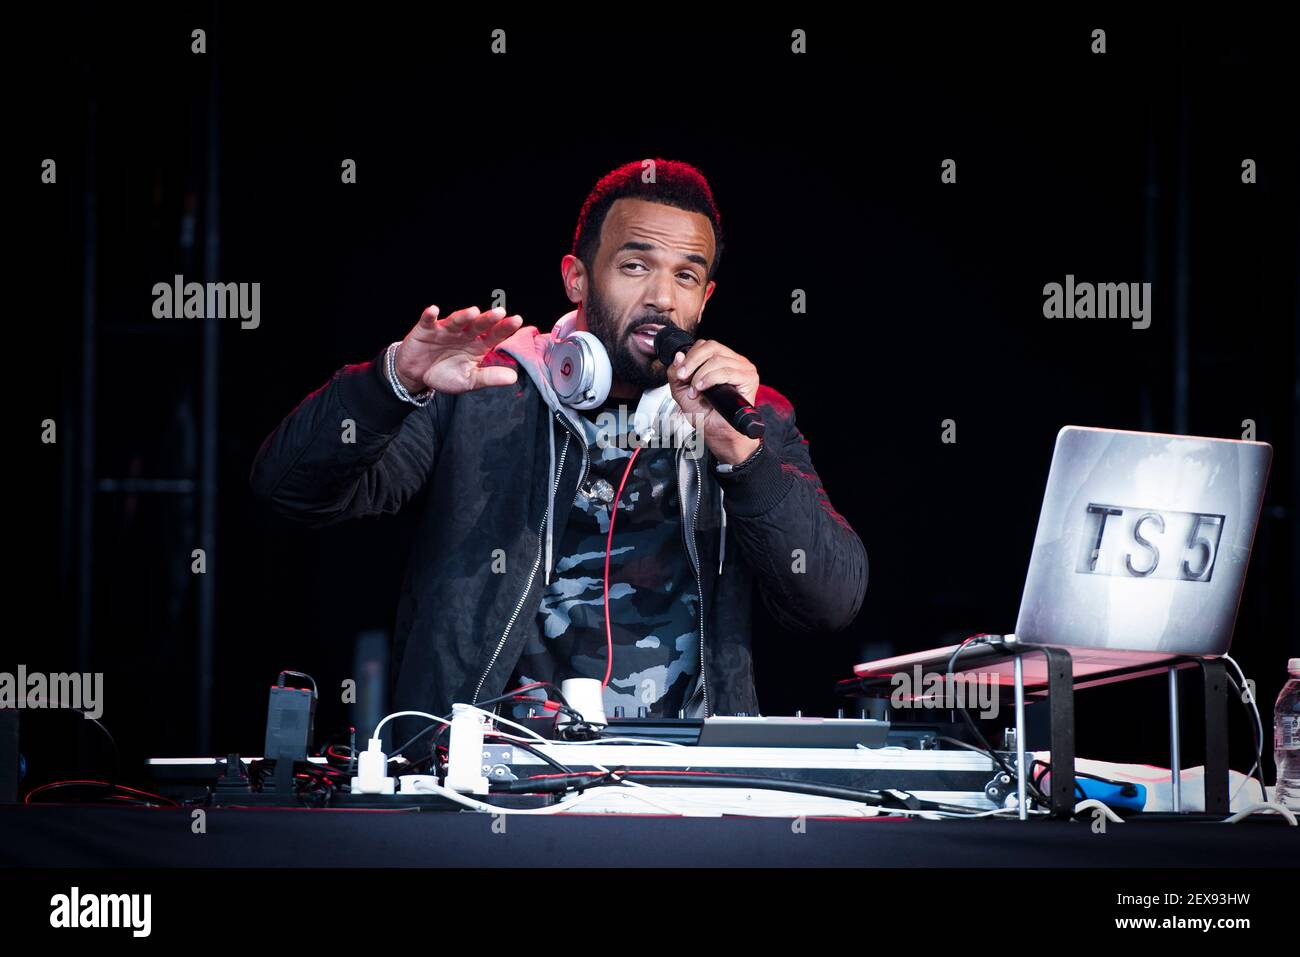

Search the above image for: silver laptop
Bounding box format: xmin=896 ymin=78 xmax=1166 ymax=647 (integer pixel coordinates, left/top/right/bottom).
xmin=1016 ymin=426 xmax=1272 ymax=655
xmin=854 ymin=426 xmax=1272 ymax=685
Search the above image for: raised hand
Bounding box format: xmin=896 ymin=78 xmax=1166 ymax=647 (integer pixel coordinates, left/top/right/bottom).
xmin=393 ymin=305 xmax=526 ymax=395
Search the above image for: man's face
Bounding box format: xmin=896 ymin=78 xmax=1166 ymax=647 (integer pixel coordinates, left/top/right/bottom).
xmin=577 ymin=198 xmax=716 ymax=392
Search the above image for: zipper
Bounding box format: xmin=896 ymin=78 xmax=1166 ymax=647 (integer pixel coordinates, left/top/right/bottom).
xmin=678 ymin=447 xmax=708 ymax=717
xmin=471 ymin=412 xmax=582 ymax=705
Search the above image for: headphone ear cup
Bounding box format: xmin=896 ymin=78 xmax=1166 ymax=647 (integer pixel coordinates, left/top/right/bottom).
xmin=546 ymin=330 xmax=611 ymax=410
xmin=571 ymin=331 xmax=612 ymax=409
xmin=631 ymin=389 xmax=690 ymax=446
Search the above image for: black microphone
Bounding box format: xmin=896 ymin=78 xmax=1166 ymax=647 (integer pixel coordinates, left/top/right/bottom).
xmin=654 ymin=325 xmax=765 ymax=440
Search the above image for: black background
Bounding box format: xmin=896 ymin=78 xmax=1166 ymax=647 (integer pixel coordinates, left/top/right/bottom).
xmin=15 ymin=8 xmax=1299 ymax=793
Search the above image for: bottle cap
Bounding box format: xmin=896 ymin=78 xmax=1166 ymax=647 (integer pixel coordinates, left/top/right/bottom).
xmin=1288 ymin=657 xmax=1300 ymax=677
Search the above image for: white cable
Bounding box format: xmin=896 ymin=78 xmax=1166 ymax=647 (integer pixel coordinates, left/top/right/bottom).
xmin=400 ymin=778 xmax=565 ymax=814
xmin=1074 ymin=798 xmax=1124 ymax=823
xmin=459 ymin=705 xmax=551 ymax=743
xmin=551 ymin=786 xmax=855 ymax=817
xmin=488 ymin=733 xmax=686 ymax=754
xmin=566 ymin=736 xmax=689 ymax=748
xmin=876 ymin=805 xmax=1050 ymax=820
xmin=1230 ymin=766 xmax=1264 ymax=807
xmin=371 ymin=710 xmax=451 ymax=747
xmin=1221 ymin=654 xmax=1265 ymax=805
xmin=574 ymin=787 xmax=716 ymax=816
xmin=426 ymin=779 xmax=882 ymax=818
xmin=484 ymin=730 xmax=684 ymax=749
xmin=952 ymin=805 xmax=1052 ymax=819
xmin=485 ymin=732 xmax=653 ymax=791
xmin=465 ymin=706 xmax=654 ymax=789
xmin=1220 ymin=801 xmax=1298 ymax=825
xmin=403 ymin=769 xmax=1039 ymax=819
xmin=401 ymin=776 xmax=693 ymax=816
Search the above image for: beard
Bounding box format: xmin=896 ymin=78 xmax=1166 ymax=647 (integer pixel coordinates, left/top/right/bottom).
xmin=583 ymin=283 xmax=671 ymax=393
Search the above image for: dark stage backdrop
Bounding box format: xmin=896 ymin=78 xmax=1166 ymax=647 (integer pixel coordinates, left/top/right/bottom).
xmin=17 ymin=10 xmax=1298 ymax=792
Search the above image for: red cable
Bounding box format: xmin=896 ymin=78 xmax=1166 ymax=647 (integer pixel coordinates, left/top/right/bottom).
xmin=603 ymin=446 xmax=641 ymax=688
xmin=23 ymin=779 xmax=177 ymax=806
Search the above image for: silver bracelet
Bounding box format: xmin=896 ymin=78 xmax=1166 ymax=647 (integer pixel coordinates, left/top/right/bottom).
xmin=715 ymin=441 xmax=764 ymax=474
xmin=386 ymin=341 xmax=434 ymax=406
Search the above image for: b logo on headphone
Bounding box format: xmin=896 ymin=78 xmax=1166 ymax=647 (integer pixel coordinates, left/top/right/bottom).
xmin=544 ymin=328 xmax=611 ymax=411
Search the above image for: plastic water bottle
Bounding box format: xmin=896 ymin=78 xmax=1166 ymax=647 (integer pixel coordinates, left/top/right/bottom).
xmin=1275 ymin=658 xmax=1300 ymax=809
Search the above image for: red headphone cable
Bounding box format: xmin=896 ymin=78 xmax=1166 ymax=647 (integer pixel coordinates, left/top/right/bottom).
xmin=602 ymin=446 xmax=641 ymax=688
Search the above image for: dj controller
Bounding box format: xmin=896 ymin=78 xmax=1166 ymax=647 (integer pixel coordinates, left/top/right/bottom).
xmin=146 ymin=714 xmax=1012 ymax=815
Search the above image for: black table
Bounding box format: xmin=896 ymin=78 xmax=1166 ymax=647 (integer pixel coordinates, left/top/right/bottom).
xmin=2 ymin=804 xmax=1291 ymax=868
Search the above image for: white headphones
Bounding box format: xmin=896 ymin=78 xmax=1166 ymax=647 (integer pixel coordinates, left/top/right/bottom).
xmin=544 ymin=326 xmax=612 ymax=411
xmin=544 ymin=312 xmax=693 ymax=445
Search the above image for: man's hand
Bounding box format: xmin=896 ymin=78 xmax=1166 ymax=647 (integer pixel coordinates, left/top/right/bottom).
xmin=667 ymin=338 xmax=762 ymax=465
xmin=394 ymin=305 xmax=526 ymax=395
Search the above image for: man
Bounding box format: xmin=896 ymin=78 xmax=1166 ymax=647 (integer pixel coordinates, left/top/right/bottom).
xmin=249 ymin=159 xmax=867 ymax=742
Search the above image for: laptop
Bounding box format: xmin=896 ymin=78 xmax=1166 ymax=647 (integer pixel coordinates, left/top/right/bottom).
xmin=852 ymin=426 xmax=1273 ymax=688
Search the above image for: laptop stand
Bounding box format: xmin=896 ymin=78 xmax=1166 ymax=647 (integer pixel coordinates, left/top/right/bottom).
xmin=839 ymin=636 xmax=1234 ymax=820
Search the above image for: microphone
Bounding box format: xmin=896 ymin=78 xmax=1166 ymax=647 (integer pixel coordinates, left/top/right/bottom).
xmin=654 ymin=325 xmax=765 ymax=440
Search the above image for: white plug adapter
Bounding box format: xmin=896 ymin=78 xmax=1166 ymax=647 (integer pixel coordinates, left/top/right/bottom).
xmin=350 ymin=736 xmax=395 ymax=795
xmin=444 ymin=703 xmax=491 ymax=795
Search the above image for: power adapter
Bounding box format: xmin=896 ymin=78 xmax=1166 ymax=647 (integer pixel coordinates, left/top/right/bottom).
xmin=351 ymin=737 xmax=395 ymax=794
xmin=264 ymin=675 xmax=316 ymax=792
xmin=445 ymin=703 xmax=491 ymax=795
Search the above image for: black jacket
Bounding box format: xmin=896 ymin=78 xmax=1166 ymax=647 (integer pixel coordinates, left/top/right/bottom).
xmin=249 ymin=316 xmax=868 ymax=731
